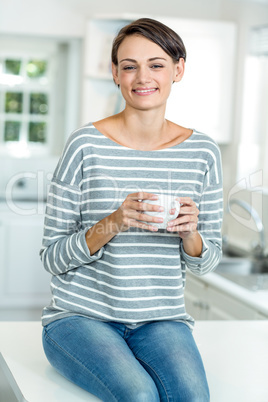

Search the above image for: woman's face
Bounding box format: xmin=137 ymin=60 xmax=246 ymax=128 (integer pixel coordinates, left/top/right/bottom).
xmin=112 ymin=34 xmax=184 ymax=112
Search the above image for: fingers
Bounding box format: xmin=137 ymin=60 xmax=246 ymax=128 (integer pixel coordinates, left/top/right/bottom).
xmin=122 ymin=217 xmax=159 ymax=232
xmin=178 ymin=197 xmax=199 ymax=213
xmin=175 ymin=197 xmax=199 ymax=216
xmin=130 ymin=200 xmax=164 ymax=213
xmin=127 ymin=201 xmax=164 ymax=225
xmin=125 ymin=192 xmax=164 ymax=220
xmin=167 ymin=197 xmax=199 ymax=233
xmin=167 ymin=215 xmax=198 ymax=232
xmin=128 ymin=209 xmax=164 ymax=224
xmin=178 ymin=196 xmax=195 ymax=205
xmin=129 ymin=192 xmax=159 ymax=201
xmin=118 ymin=192 xmax=164 ymax=232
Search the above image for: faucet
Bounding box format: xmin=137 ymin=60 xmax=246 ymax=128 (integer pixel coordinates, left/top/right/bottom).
xmin=227 ymin=198 xmax=266 ymax=258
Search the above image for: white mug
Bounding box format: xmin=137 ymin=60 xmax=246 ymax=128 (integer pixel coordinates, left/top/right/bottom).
xmin=143 ymin=194 xmax=180 ymax=229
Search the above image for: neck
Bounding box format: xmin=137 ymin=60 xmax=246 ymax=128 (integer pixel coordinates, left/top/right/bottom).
xmin=116 ymin=107 xmax=168 ymax=150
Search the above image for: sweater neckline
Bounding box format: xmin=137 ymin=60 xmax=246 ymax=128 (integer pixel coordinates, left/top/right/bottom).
xmin=90 ymin=123 xmax=195 ymax=152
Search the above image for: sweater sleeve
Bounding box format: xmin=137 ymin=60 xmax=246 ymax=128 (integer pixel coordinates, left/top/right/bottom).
xmin=40 ymin=132 xmax=105 ymax=275
xmin=40 ymin=179 xmax=104 ymax=275
xmin=181 ymin=143 xmax=223 ymax=275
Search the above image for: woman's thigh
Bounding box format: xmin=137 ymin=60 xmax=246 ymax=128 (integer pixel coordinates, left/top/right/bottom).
xmin=42 ymin=316 xmax=159 ymax=402
xmin=127 ymin=321 xmax=210 ymax=402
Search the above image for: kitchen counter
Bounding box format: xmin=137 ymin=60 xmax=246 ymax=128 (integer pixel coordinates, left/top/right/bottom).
xmin=0 ymin=321 xmax=268 ymax=402
xmin=195 ymin=269 xmax=268 ymax=317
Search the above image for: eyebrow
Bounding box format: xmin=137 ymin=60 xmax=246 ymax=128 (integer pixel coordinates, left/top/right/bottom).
xmin=119 ymin=57 xmax=167 ymax=63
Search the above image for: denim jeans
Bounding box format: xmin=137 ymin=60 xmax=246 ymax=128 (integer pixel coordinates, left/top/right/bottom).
xmin=42 ymin=316 xmax=209 ymax=402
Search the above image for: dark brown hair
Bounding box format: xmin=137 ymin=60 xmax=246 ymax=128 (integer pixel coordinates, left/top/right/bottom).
xmin=111 ymin=18 xmax=187 ymax=66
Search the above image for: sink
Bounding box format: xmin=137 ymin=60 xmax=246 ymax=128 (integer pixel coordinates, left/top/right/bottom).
xmin=215 ymin=255 xmax=268 ymax=291
xmin=216 ymin=257 xmax=268 ymax=275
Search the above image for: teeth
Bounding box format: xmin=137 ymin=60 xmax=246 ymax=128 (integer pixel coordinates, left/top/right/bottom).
xmin=135 ymin=89 xmax=156 ymax=93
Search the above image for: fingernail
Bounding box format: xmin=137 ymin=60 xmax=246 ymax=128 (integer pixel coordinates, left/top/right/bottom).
xmin=159 ymin=207 xmax=164 ymax=212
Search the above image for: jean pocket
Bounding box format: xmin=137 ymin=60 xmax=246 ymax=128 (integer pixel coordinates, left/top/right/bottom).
xmin=44 ymin=315 xmax=80 ymax=336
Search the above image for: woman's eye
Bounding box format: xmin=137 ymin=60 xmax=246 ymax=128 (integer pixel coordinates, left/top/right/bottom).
xmin=123 ymin=66 xmax=136 ymax=70
xmin=151 ymin=64 xmax=164 ymax=69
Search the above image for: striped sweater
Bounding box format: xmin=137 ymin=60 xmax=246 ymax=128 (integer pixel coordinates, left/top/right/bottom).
xmin=40 ymin=123 xmax=223 ymax=330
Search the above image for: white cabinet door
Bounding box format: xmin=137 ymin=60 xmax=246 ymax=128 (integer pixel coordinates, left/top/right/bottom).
xmin=184 ymin=273 xmax=209 ymax=320
xmin=206 ymin=285 xmax=257 ymax=320
xmin=185 ymin=271 xmax=263 ymax=320
xmin=254 ymin=312 xmax=268 ymax=320
xmin=0 ymin=203 xmax=51 ymax=309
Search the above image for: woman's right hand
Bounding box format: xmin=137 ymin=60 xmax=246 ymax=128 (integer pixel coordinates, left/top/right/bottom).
xmin=85 ymin=192 xmax=164 ymax=256
xmin=113 ymin=192 xmax=164 ymax=232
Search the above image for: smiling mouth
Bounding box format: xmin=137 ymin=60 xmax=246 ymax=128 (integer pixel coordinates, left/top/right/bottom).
xmin=133 ymin=88 xmax=158 ymax=95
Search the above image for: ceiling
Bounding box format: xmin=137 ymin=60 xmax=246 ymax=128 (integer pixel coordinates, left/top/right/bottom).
xmin=236 ymin=0 xmax=268 ymax=4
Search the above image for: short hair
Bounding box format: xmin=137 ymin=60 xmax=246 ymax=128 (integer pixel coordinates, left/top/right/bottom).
xmin=111 ymin=18 xmax=187 ymax=66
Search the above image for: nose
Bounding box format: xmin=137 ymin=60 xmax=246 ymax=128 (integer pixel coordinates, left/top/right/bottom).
xmin=136 ymin=66 xmax=151 ymax=84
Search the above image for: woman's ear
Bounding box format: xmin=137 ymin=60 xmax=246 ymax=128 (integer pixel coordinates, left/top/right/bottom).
xmin=173 ymin=58 xmax=185 ymax=83
xmin=112 ymin=63 xmax=120 ymax=86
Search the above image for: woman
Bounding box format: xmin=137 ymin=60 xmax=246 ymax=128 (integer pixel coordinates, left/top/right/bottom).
xmin=41 ymin=18 xmax=223 ymax=401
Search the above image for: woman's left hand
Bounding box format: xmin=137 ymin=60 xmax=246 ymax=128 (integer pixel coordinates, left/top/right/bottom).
xmin=167 ymin=197 xmax=199 ymax=239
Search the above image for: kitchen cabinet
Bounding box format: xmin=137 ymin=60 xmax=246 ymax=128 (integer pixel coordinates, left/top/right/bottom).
xmin=82 ymin=15 xmax=236 ymax=143
xmin=183 ymin=275 xmax=209 ymax=319
xmin=0 ymin=202 xmax=51 ymax=314
xmin=206 ymin=285 xmax=257 ymax=320
xmin=254 ymin=311 xmax=268 ymax=320
xmin=184 ymin=271 xmax=267 ymax=320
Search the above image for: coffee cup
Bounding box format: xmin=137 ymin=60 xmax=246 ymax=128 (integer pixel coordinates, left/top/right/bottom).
xmin=143 ymin=194 xmax=180 ymax=229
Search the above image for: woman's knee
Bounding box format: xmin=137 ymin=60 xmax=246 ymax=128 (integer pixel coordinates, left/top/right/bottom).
xmin=183 ymin=387 xmax=210 ymax=402
xmin=122 ymin=379 xmax=159 ymax=402
xmin=173 ymin=381 xmax=210 ymax=402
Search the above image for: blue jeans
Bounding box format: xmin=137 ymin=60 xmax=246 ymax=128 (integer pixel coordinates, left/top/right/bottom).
xmin=42 ymin=316 xmax=209 ymax=401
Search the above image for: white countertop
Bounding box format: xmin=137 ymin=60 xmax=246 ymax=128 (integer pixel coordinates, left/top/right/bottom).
xmin=0 ymin=321 xmax=268 ymax=402
xmin=189 ymin=269 xmax=268 ymax=317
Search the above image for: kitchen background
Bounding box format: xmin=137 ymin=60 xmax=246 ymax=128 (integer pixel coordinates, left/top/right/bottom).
xmin=0 ymin=0 xmax=268 ymax=321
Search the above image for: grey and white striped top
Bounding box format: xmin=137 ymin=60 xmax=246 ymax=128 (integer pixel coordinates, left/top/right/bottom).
xmin=40 ymin=123 xmax=223 ymax=330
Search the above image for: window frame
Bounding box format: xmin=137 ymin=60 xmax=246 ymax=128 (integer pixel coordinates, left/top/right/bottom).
xmin=0 ymin=39 xmax=58 ymax=157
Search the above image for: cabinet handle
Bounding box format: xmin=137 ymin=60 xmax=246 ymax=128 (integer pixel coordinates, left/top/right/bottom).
xmin=193 ymin=300 xmax=210 ymax=310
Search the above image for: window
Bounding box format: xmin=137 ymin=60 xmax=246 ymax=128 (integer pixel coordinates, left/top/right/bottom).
xmin=2 ymin=60 xmax=49 ymax=143
xmin=0 ymin=39 xmax=56 ymax=157
xmin=0 ymin=37 xmax=81 ymax=158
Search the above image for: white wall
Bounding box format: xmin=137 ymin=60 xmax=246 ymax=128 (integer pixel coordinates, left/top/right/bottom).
xmin=0 ymin=0 xmax=267 ymax=38
xmin=0 ymin=0 xmax=221 ymax=37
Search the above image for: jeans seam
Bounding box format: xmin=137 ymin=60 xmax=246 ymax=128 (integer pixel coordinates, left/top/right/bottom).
xmin=43 ymin=329 xmax=117 ymax=401
xmin=136 ymin=356 xmax=169 ymax=402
